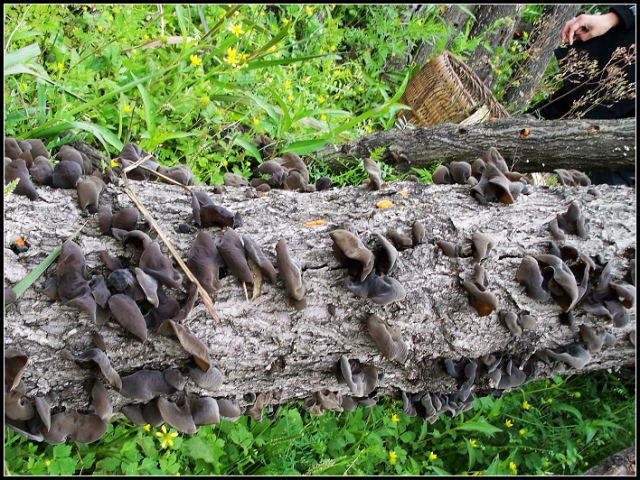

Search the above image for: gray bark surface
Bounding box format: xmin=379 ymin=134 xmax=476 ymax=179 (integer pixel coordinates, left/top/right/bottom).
xmin=501 ymin=5 xmax=580 ymax=111
xmin=4 ymin=179 xmax=636 ymax=418
xmin=318 ymin=117 xmax=636 ymax=174
xmin=583 ymin=445 xmax=636 ymax=476
xmin=464 ymin=5 xmax=524 ymax=90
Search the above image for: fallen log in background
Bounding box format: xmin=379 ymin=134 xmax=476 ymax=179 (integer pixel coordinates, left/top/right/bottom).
xmin=316 ymin=117 xmax=636 ymax=174
xmin=4 ymin=178 xmax=636 ymax=419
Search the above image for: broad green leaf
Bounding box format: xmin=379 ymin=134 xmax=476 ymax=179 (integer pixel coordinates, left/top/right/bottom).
xmin=265 ymin=87 xmax=291 ymax=131
xmin=233 ymin=136 xmax=262 ymax=162
xmin=132 ymin=71 xmax=156 ymax=137
xmin=279 ymin=138 xmax=329 ymax=156
xmin=246 ymin=22 xmax=290 ymax=62
xmin=553 ymin=403 xmax=583 ymax=422
xmin=4 ymin=43 xmax=40 ymax=69
xmin=456 ymin=420 xmax=502 ymax=436
xmin=243 ymin=91 xmax=279 ymax=124
xmin=24 ymin=121 xmax=123 ymax=154
xmin=328 ymin=103 xmax=390 ymax=137
xmin=183 ymin=436 xmax=216 ymax=463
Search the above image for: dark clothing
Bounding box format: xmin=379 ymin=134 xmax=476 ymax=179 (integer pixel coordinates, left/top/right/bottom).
xmin=529 ymin=5 xmax=636 ymax=186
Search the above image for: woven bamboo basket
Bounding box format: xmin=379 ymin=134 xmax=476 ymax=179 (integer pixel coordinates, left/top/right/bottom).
xmin=396 ymin=51 xmax=509 ymax=127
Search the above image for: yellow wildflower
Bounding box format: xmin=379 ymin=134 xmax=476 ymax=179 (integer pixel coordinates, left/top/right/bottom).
xmin=143 ymin=34 xmax=150 ymax=40
xmin=306 ymin=6 xmax=313 ymax=15
xmin=45 ymin=460 xmax=51 ymax=466
xmin=283 ymin=18 xmax=290 ymax=24
xmin=509 ymin=462 xmax=517 ymax=474
xmin=225 ymin=47 xmax=238 ymax=66
xmin=285 ymin=80 xmax=292 ymax=89
xmin=391 ymin=52 xmax=396 ymax=57
xmin=334 ymin=69 xmax=340 ymax=76
xmin=522 ymin=400 xmax=531 ymax=410
xmin=429 ymin=452 xmax=437 ymax=461
xmin=260 ymin=11 xmax=265 ymax=16
xmin=505 ymin=419 xmax=513 ymax=428
xmin=288 ymin=94 xmax=294 ymax=101
xmin=330 ymin=45 xmax=336 ymax=51
xmin=496 ymin=69 xmax=503 ymax=75
xmin=519 ymin=429 xmax=525 ymax=435
xmin=389 ymin=451 xmax=397 ymax=465
xmin=190 ymin=54 xmax=201 ymax=66
xmin=391 ymin=414 xmax=399 ymax=423
xmin=253 ymin=117 xmax=260 ymax=125
xmin=123 ymin=104 xmax=131 ymax=113
xmin=57 ymin=62 xmax=63 ymax=70
xmin=97 ymin=25 xmax=103 ymax=32
xmin=143 ymin=424 xmax=151 ymax=432
xmin=469 ymin=439 xmax=477 ymax=448
xmin=228 ymin=23 xmax=245 ymax=37
xmin=358 ymin=85 xmax=363 ymax=91
xmin=82 ymin=6 xmax=87 ymax=11
xmin=511 ymin=46 xmax=516 ymax=52
xmin=318 ymin=96 xmax=325 ymax=103
xmin=156 ymin=425 xmax=179 ymax=449
xmin=523 ymin=31 xmax=529 ymax=38
xmin=320 ymin=114 xmax=327 ymax=121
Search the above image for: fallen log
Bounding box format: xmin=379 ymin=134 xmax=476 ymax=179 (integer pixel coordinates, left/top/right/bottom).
xmin=4 ymin=176 xmax=636 ymax=428
xmin=316 ymin=117 xmax=636 ymax=174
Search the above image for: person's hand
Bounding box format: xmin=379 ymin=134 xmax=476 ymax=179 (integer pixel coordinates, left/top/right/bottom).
xmin=561 ymin=12 xmax=620 ymax=45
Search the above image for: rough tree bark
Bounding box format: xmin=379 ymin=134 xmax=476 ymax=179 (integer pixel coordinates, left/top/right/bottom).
xmin=464 ymin=5 xmax=524 ymax=90
xmin=4 ymin=177 xmax=636 ymax=421
xmin=316 ymin=117 xmax=636 ymax=174
xmin=501 ymin=5 xmax=580 ymax=111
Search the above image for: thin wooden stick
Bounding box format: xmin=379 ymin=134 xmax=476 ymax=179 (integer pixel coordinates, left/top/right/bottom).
xmin=120 ymin=166 xmax=220 ymax=322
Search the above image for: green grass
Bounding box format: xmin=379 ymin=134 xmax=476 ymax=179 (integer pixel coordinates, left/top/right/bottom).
xmin=4 ymin=4 xmax=548 ymax=187
xmin=4 ymin=371 xmax=634 ymax=475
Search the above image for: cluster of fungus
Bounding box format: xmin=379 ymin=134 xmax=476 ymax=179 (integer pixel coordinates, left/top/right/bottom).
xmin=6 ymin=139 xmax=328 ymax=443
xmin=6 ymin=136 xmax=635 ymax=443
xmin=515 ymin=198 xmax=635 ymax=373
xmin=432 ymin=147 xmax=533 ymax=205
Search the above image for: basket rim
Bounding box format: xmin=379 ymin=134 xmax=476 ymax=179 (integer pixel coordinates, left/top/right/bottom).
xmin=397 ymin=50 xmax=509 ymax=126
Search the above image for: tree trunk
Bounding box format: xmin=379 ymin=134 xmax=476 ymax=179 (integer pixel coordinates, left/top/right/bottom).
xmin=465 ymin=5 xmax=525 ymax=90
xmin=501 ymin=5 xmax=580 ymax=111
xmin=316 ymin=117 xmax=636 ymax=174
xmin=583 ymin=445 xmax=636 ymax=476
xmin=4 ymin=177 xmax=635 ymax=422
xmin=413 ymin=5 xmax=477 ymax=67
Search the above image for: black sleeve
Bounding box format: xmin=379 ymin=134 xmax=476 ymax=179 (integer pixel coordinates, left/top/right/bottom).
xmin=610 ymin=5 xmax=636 ymax=29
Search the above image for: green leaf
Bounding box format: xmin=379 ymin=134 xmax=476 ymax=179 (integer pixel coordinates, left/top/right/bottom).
xmin=25 ymin=120 xmax=123 ymax=154
xmin=53 ymin=444 xmax=72 ymax=458
xmin=246 ymin=54 xmax=328 ymax=70
xmin=279 ymin=138 xmax=329 ymax=156
xmin=96 ymin=456 xmax=121 ymax=473
xmin=4 ymin=43 xmax=41 ymax=70
xmin=132 ymin=71 xmax=156 ymax=137
xmin=456 ymin=420 xmax=502 ymax=437
xmin=233 ymin=136 xmax=262 ymax=162
xmin=429 ymin=466 xmax=452 ymax=475
xmin=20 ymin=65 xmax=178 ymax=140
xmin=553 ymin=403 xmax=583 ymax=422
